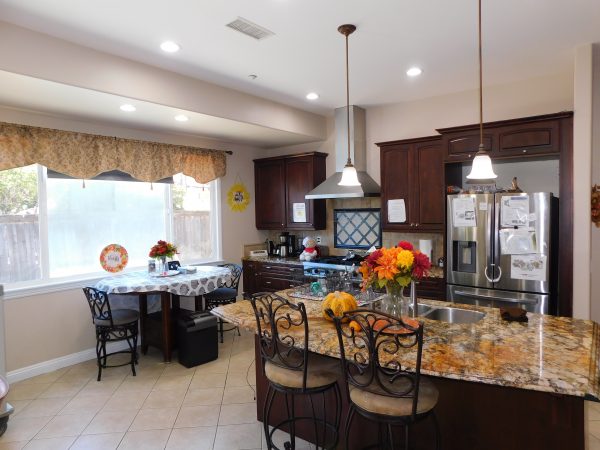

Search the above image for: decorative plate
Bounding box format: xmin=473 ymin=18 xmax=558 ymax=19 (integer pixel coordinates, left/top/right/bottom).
xmin=99 ymin=244 xmax=129 ymax=273
xmin=227 ymin=182 xmax=250 ymax=212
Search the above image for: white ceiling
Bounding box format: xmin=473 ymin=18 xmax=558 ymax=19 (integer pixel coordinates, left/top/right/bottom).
xmin=0 ymin=70 xmax=315 ymax=147
xmin=1 ymin=0 xmax=599 ymax=115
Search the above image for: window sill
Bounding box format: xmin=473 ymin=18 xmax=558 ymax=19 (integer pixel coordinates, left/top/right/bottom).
xmin=1 ymin=259 xmax=225 ymax=301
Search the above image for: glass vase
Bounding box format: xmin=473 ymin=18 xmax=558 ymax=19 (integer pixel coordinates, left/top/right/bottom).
xmin=159 ymin=256 xmax=167 ymax=274
xmin=401 ymin=280 xmax=418 ymax=318
xmin=382 ymin=283 xmax=409 ymax=318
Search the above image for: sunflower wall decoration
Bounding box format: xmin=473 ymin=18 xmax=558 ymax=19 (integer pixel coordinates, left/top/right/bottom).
xmin=227 ymin=182 xmax=250 ymax=212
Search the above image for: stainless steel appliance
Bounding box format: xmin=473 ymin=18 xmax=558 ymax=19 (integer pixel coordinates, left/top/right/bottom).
xmin=446 ymin=192 xmax=557 ymax=314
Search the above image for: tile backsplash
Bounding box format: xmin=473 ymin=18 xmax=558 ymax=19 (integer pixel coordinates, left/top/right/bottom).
xmin=264 ymin=197 xmax=444 ymax=263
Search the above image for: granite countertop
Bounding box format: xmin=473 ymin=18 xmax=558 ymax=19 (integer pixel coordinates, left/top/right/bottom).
xmin=243 ymin=256 xmax=445 ymax=279
xmin=213 ymin=291 xmax=600 ymax=400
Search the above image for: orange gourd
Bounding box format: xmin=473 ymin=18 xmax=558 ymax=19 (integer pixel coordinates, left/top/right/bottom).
xmin=322 ymin=291 xmax=358 ymax=322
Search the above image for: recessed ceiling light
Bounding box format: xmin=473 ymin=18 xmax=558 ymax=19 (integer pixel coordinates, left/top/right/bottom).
xmin=306 ymin=92 xmax=319 ymax=100
xmin=120 ymin=104 xmax=136 ymax=112
xmin=174 ymin=114 xmax=189 ymax=122
xmin=160 ymin=41 xmax=181 ymax=53
xmin=406 ymin=67 xmax=423 ymax=77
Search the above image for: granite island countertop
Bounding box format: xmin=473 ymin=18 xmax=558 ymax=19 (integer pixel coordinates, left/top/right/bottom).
xmin=213 ymin=291 xmax=600 ymax=400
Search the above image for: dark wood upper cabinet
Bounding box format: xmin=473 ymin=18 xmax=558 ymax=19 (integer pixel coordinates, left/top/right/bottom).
xmin=438 ymin=112 xmax=569 ymax=162
xmin=254 ymin=152 xmax=327 ymax=230
xmin=378 ymin=136 xmax=444 ymax=232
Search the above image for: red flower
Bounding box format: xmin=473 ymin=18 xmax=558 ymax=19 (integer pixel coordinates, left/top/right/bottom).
xmin=365 ymin=249 xmax=383 ymax=267
xmin=397 ymin=241 xmax=414 ymax=251
xmin=412 ymin=252 xmax=431 ymax=279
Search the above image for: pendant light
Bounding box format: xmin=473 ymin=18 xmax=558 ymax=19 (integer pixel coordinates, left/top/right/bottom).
xmin=337 ymin=24 xmax=361 ymax=187
xmin=466 ymin=0 xmax=497 ymax=181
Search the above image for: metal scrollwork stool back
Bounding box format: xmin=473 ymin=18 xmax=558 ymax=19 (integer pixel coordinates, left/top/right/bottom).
xmin=327 ymin=308 xmax=440 ymax=450
xmin=204 ymin=263 xmax=243 ymax=343
xmin=251 ymin=292 xmax=341 ymax=450
xmin=83 ymin=287 xmax=139 ymax=381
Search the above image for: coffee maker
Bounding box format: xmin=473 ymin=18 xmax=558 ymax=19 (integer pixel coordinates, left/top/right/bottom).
xmin=278 ymin=232 xmax=289 ymax=257
xmin=286 ymin=235 xmax=297 ymax=256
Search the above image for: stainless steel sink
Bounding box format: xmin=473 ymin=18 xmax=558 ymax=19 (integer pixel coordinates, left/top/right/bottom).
xmin=408 ymin=303 xmax=434 ymax=316
xmin=422 ymin=307 xmax=485 ymax=324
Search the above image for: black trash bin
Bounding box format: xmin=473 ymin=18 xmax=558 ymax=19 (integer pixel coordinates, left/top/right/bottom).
xmin=176 ymin=311 xmax=218 ymax=368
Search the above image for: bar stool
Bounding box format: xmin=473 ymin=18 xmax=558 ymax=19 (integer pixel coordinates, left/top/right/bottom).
xmin=327 ymin=309 xmax=440 ymax=450
xmin=204 ymin=263 xmax=243 ymax=343
xmin=250 ymin=293 xmax=342 ymax=450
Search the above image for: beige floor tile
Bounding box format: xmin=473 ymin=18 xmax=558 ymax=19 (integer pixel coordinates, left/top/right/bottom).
xmin=226 ymin=371 xmax=255 ymax=388
xmin=0 ymin=417 xmax=51 ymax=443
xmin=82 ymin=410 xmax=138 ymax=435
xmin=102 ymin=390 xmax=150 ymax=412
xmin=7 ymin=384 xmax=53 ymax=401
xmin=0 ymin=441 xmax=28 ymax=450
xmin=6 ymin=401 xmax=31 ymax=419
xmin=55 ymin=371 xmax=94 ymax=385
xmin=166 ymin=426 xmax=216 ymax=450
xmin=117 ymin=430 xmax=171 ymax=450
xmin=161 ymin=364 xmax=196 ymax=378
xmin=58 ymin=394 xmax=108 ymax=416
xmin=213 ymin=422 xmax=262 ymax=450
xmin=153 ymin=375 xmax=192 ymax=392
xmin=183 ymin=388 xmax=224 ymax=406
xmin=222 ymin=386 xmax=257 ymax=404
xmin=142 ymin=389 xmax=186 ymax=410
xmin=194 ymin=359 xmax=230 ymax=375
xmin=17 ymin=370 xmax=69 ymax=386
xmin=70 ymin=432 xmax=125 ymax=450
xmin=590 ymin=433 xmax=600 ymax=450
xmin=263 ymin=427 xmax=312 ymax=450
xmin=189 ymin=372 xmax=226 ymax=389
xmin=174 ymin=405 xmax=220 ymax=428
xmin=219 ymin=402 xmax=257 ymax=425
xmin=588 ymin=401 xmax=600 ymax=421
xmin=78 ymin=379 xmax=122 ymax=397
xmin=35 ymin=413 xmax=94 ymax=439
xmin=128 ymin=408 xmax=179 ymax=431
xmin=590 ymin=420 xmax=600 ymax=440
xmin=116 ymin=377 xmax=157 ymax=393
xmin=229 ymin=354 xmax=255 ymax=368
xmin=16 ymin=398 xmax=70 ymax=419
xmin=38 ymin=382 xmax=85 ymax=399
xmin=24 ymin=436 xmax=76 ymax=450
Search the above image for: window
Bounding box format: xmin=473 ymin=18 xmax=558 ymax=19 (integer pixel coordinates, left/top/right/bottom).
xmin=0 ymin=165 xmax=220 ymax=288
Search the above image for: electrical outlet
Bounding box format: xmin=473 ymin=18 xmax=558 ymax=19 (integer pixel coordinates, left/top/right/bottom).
xmin=316 ymin=236 xmax=322 ymax=244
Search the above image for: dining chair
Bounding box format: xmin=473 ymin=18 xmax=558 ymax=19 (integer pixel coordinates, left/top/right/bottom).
xmin=251 ymin=292 xmax=341 ymax=450
xmin=327 ymin=308 xmax=440 ymax=450
xmin=83 ymin=287 xmax=139 ymax=381
xmin=204 ymin=263 xmax=243 ymax=343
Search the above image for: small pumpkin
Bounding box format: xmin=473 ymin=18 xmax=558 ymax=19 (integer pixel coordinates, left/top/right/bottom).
xmin=322 ymin=291 xmax=358 ymax=322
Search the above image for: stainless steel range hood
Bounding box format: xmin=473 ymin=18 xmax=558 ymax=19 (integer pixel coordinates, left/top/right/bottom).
xmin=305 ymin=106 xmax=380 ymax=199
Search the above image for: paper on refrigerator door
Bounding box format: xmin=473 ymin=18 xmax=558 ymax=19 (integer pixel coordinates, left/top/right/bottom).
xmin=510 ymin=254 xmax=547 ymax=281
xmin=452 ymin=197 xmax=477 ymax=227
xmin=499 ymin=229 xmax=537 ymax=254
xmin=387 ymin=199 xmax=406 ymax=223
xmin=501 ymin=195 xmax=530 ymax=227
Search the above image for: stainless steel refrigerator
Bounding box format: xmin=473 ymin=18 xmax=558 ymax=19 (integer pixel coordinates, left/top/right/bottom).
xmin=446 ymin=192 xmax=557 ymax=314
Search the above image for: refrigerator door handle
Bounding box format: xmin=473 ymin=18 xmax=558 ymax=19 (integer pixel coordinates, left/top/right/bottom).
xmin=485 ymin=264 xmax=502 ymax=283
xmin=454 ymin=290 xmax=538 ymax=304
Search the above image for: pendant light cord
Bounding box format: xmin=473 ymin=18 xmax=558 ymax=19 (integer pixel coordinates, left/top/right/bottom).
xmin=345 ymin=32 xmax=351 ymax=166
xmin=478 ymin=0 xmax=484 ymax=152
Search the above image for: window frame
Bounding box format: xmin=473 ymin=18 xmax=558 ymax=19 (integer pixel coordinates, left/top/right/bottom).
xmin=2 ymin=166 xmax=223 ymax=300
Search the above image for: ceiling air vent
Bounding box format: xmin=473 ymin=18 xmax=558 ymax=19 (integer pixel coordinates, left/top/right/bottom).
xmin=226 ymin=17 xmax=274 ymax=40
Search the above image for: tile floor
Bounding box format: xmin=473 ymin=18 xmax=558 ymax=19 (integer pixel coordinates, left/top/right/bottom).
xmin=0 ymin=329 xmax=312 ymax=450
xmin=2 ymin=328 xmax=600 ymax=450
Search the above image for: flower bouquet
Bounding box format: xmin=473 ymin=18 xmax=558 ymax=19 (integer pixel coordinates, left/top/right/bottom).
xmin=358 ymin=241 xmax=431 ymax=316
xmin=149 ymin=240 xmax=178 ymax=273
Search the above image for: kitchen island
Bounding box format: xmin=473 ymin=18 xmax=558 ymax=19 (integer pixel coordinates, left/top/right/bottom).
xmin=212 ymin=291 xmax=600 ymax=450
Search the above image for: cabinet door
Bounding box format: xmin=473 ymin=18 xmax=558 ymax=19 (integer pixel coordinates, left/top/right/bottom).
xmin=254 ymin=160 xmax=286 ymax=229
xmin=381 ymin=145 xmax=414 ymax=230
xmin=445 ymin=132 xmax=494 ymax=162
xmin=285 ymin=157 xmax=316 ymax=229
xmin=414 ymin=141 xmax=444 ymax=231
xmin=496 ymin=120 xmax=560 ymax=157
xmin=242 ymin=260 xmax=258 ymax=296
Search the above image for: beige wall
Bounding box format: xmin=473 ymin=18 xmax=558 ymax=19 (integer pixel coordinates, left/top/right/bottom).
xmin=1 ymin=107 xmax=264 ymax=372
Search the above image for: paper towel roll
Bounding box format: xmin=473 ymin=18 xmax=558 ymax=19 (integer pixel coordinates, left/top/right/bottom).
xmin=419 ymin=239 xmax=433 ymax=261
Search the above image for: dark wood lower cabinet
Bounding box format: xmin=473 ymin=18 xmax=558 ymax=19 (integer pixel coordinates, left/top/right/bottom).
xmin=254 ymin=337 xmax=584 ymax=450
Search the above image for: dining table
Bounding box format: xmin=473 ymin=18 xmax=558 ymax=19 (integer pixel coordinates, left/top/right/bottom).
xmin=95 ymin=266 xmax=231 ymax=362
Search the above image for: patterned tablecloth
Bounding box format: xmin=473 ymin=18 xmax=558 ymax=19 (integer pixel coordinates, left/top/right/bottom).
xmin=95 ymin=266 xmax=232 ymax=296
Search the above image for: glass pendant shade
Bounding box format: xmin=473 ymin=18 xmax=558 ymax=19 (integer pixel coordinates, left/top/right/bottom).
xmin=466 ymin=153 xmax=497 ymax=180
xmin=338 ymin=164 xmax=360 ymax=186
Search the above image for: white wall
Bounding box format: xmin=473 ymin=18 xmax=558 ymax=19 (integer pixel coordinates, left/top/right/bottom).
xmin=0 ymin=107 xmax=263 ymax=372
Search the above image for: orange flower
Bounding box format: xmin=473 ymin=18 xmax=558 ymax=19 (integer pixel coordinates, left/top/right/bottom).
xmin=373 ymin=250 xmax=400 ymax=281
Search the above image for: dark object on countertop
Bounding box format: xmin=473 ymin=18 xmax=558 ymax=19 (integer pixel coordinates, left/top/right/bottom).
xmin=500 ymin=307 xmax=528 ymax=322
xmin=507 ymin=177 xmax=523 ymax=193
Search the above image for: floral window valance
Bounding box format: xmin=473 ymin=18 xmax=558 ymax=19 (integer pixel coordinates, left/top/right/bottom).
xmin=0 ymin=122 xmax=228 ymax=183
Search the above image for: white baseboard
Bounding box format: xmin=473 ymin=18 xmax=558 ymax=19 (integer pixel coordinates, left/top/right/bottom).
xmin=7 ymin=341 xmax=131 ymax=384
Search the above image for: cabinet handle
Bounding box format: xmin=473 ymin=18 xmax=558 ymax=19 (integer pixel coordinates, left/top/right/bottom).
xmin=416 ymin=223 xmax=419 ymax=227
xmin=410 ymin=223 xmax=414 ymax=227
xmin=265 ymin=266 xmax=272 ymax=269
xmin=264 ymin=281 xmax=272 ymax=285
xmin=522 ymin=149 xmax=527 ymax=153
xmin=289 ymin=268 xmax=295 ymax=272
